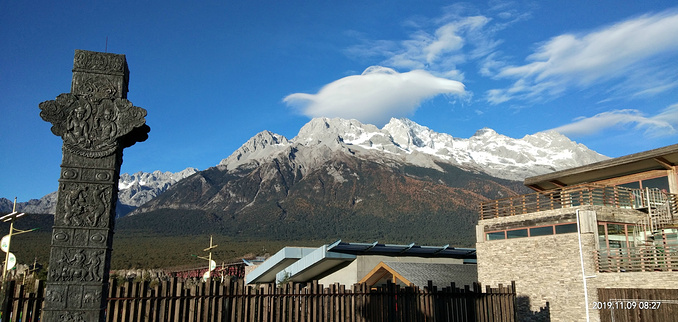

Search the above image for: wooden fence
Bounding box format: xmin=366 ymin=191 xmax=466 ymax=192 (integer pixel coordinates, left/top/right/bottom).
xmin=1 ymin=278 xmax=517 ymax=322
xmin=598 ymin=288 xmax=678 ymax=322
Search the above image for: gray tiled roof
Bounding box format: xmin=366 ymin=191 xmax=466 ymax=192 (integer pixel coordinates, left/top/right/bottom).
xmin=383 ymin=262 xmax=478 ymax=288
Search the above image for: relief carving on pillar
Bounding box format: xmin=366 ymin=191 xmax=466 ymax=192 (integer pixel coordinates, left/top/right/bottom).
xmin=82 ymin=287 xmax=103 ymax=308
xmin=39 ymin=93 xmax=146 ymax=158
xmin=41 ymin=50 xmax=148 ymax=322
xmin=52 ymin=228 xmax=108 ymax=248
xmin=58 ymin=311 xmax=86 ymax=322
xmin=60 ymin=167 xmax=115 ymax=185
xmin=56 ymin=184 xmax=112 ymax=228
xmin=49 ymin=248 xmax=104 ymax=283
xmin=73 ymin=50 xmax=126 ymax=75
xmin=45 ymin=287 xmax=66 ymax=308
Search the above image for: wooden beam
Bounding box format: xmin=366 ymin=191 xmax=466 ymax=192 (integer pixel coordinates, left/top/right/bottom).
xmin=358 ymin=261 xmax=412 ymax=287
xmin=653 ymin=156 xmax=675 ymax=170
xmin=550 ymin=180 xmax=567 ymax=188
xmin=527 ymin=184 xmax=545 ymax=192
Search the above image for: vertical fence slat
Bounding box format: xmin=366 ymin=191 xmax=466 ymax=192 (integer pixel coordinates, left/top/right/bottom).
xmin=3 ymin=277 xmax=521 ymax=321
xmin=311 ymin=281 xmax=318 ymax=322
xmin=110 ymin=279 xmax=123 ymax=322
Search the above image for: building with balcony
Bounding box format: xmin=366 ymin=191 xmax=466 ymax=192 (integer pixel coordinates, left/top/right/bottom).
xmin=476 ymin=144 xmax=678 ymax=321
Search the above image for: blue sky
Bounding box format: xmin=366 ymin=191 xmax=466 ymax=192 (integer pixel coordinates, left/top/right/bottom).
xmin=2 ymin=1 xmax=678 ymax=200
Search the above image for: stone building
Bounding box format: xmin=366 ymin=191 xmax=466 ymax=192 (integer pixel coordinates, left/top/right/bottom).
xmin=476 ymin=144 xmax=678 ymax=321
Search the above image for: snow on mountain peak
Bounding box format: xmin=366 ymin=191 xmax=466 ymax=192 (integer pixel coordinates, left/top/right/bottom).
xmin=218 ymin=117 xmax=608 ymax=181
xmin=219 ymin=130 xmax=290 ymax=170
xmin=383 ymin=117 xmax=454 ymax=151
xmin=118 ymin=168 xmax=199 ymax=191
xmin=17 ymin=168 xmax=201 ymax=216
xmin=295 ymin=117 xmax=382 ymax=144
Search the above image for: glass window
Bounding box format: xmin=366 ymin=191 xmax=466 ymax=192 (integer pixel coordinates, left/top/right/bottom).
xmin=642 ymin=176 xmax=669 ymax=191
xmin=665 ymin=229 xmax=678 ymax=245
xmin=530 ymin=226 xmax=554 ymax=237
xmin=606 ymin=223 xmax=628 ymax=249
xmin=507 ymin=229 xmax=528 ymax=239
xmin=607 ymin=223 xmax=625 ymax=234
xmin=598 ymin=224 xmax=607 ymax=248
xmin=555 ymin=223 xmax=578 ymax=234
xmin=486 ymin=231 xmax=505 ymax=241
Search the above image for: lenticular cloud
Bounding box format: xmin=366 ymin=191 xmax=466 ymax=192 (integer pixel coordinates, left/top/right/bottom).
xmin=284 ymin=66 xmax=465 ymax=126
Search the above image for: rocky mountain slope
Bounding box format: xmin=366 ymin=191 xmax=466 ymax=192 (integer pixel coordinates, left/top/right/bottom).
xmin=120 ymin=117 xmax=607 ymax=245
xmin=0 ymin=168 xmax=199 ymax=217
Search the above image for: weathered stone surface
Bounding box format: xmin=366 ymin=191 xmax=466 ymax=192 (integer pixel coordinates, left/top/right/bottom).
xmin=39 ymin=50 xmax=149 ymax=322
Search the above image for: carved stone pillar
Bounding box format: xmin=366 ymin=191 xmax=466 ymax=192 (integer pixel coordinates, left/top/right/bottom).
xmin=39 ymin=50 xmax=149 ymax=322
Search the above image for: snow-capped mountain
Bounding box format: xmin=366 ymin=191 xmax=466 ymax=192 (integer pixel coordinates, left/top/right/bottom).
xmin=5 ymin=117 xmax=607 ymax=222
xmin=220 ymin=117 xmax=607 ymax=181
xmin=1 ymin=168 xmax=199 ymax=216
xmin=121 ymin=117 xmax=608 ymax=244
xmin=118 ymin=168 xmax=200 ymax=208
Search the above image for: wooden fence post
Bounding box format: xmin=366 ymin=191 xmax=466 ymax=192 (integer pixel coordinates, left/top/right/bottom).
xmin=0 ymin=277 xmax=521 ymax=321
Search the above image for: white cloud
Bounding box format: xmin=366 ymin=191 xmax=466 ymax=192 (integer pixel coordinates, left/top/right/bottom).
xmin=552 ymin=104 xmax=678 ymax=137
xmin=346 ymin=14 xmax=495 ymax=81
xmin=487 ymin=10 xmax=678 ymax=104
xmin=284 ymin=66 xmax=465 ymax=126
xmin=424 ymin=16 xmax=489 ymax=64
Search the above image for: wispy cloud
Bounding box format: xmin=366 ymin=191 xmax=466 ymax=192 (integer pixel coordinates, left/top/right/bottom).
xmin=487 ymin=10 xmax=678 ymax=104
xmin=346 ymin=12 xmax=499 ymax=80
xmin=552 ymin=104 xmax=678 ymax=137
xmin=283 ymin=66 xmax=465 ymax=126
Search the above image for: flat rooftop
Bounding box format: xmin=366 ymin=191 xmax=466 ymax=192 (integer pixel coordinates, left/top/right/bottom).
xmin=525 ymin=144 xmax=678 ymax=191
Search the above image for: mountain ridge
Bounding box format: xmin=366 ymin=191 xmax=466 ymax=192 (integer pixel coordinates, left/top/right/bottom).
xmin=120 ymin=117 xmax=606 ymax=245
xmin=0 ymin=168 xmax=199 ymax=216
xmin=220 ymin=117 xmax=607 ymax=181
xmin=3 ymin=117 xmax=608 ymax=223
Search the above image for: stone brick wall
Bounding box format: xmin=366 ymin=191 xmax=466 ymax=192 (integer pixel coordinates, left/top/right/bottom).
xmin=477 ymin=231 xmax=595 ymax=321
xmin=477 ymin=206 xmax=678 ymax=322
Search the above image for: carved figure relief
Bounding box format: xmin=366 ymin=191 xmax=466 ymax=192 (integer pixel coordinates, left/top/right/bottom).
xmin=83 ymin=289 xmax=102 ymax=306
xmin=74 ymin=75 xmax=119 ymax=102
xmin=67 ymin=290 xmax=83 ymax=310
xmin=58 ymin=311 xmax=86 ymax=322
xmin=73 ymin=50 xmax=125 ymax=75
xmin=59 ymin=185 xmax=111 ymax=228
xmin=89 ymin=187 xmax=108 ymax=227
xmin=86 ymin=250 xmax=103 ymax=282
xmin=50 ymin=248 xmax=104 ymax=283
xmin=39 ymin=93 xmax=146 ymax=158
xmin=46 ymin=288 xmax=65 ymax=304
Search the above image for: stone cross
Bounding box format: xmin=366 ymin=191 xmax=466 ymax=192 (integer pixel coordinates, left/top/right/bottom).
xmin=39 ymin=50 xmax=149 ymax=322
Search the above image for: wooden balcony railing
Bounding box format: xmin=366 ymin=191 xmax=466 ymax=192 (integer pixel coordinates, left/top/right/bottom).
xmin=479 ymin=185 xmax=660 ymax=220
xmin=595 ymin=246 xmax=678 ymax=273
